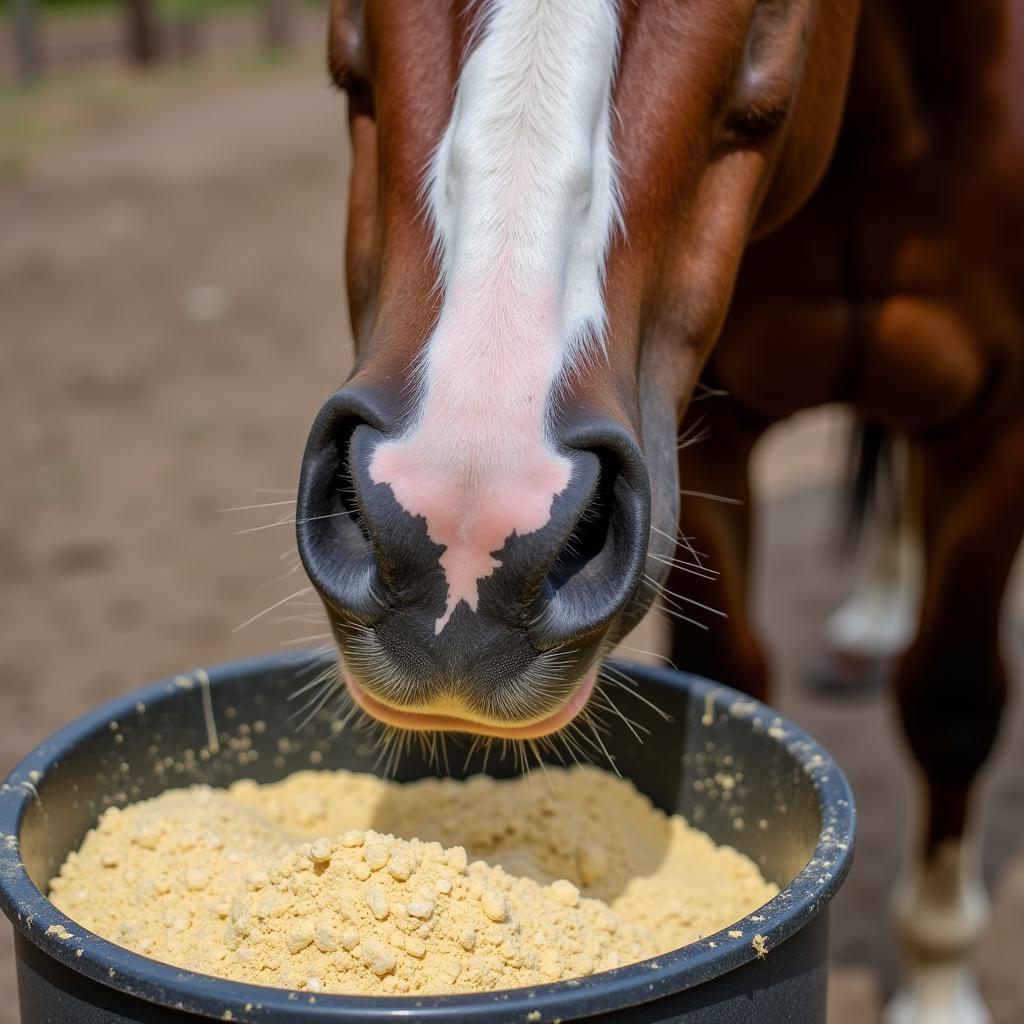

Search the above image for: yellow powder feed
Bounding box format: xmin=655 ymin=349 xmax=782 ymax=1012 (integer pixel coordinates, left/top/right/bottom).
xmin=50 ymin=765 xmax=777 ymax=996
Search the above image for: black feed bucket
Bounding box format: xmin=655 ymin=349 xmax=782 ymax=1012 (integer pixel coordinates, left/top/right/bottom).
xmin=0 ymin=654 xmax=855 ymax=1023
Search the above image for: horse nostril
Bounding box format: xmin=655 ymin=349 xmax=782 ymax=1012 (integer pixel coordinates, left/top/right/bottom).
xmin=545 ymin=450 xmax=618 ymax=593
xmin=325 ymin=424 xmax=374 ymax=545
xmin=532 ymin=435 xmax=650 ymax=649
xmin=297 ymin=392 xmax=384 ymax=623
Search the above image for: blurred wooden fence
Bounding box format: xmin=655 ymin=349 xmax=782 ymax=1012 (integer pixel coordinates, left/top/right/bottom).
xmin=2 ymin=0 xmax=326 ymax=85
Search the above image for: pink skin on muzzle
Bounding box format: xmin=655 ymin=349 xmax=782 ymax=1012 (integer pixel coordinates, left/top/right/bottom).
xmin=369 ymin=278 xmax=572 ymax=635
xmin=344 ymin=666 xmax=597 ymax=739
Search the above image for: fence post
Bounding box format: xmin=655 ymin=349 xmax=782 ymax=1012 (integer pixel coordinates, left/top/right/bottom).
xmin=11 ymin=0 xmax=43 ymax=86
xmin=261 ymin=0 xmax=293 ymax=52
xmin=123 ymin=0 xmax=165 ymax=67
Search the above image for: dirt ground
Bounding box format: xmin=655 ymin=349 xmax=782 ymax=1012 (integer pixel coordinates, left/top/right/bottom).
xmin=0 ymin=60 xmax=1021 ymax=1023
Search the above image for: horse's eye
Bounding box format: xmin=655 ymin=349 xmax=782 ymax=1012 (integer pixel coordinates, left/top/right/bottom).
xmin=722 ymin=97 xmax=791 ymax=146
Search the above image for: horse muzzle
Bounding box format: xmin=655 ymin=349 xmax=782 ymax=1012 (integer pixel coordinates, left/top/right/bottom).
xmin=295 ymin=386 xmax=651 ymax=736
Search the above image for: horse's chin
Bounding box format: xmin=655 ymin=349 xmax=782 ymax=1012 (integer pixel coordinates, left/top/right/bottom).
xmin=343 ymin=667 xmax=598 ymax=739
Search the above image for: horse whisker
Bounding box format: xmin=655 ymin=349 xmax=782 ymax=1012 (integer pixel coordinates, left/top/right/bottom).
xmin=255 ymin=560 xmax=304 ymax=595
xmin=234 ymin=509 xmax=355 ymax=536
xmin=649 ymin=524 xmax=711 ymax=569
xmin=599 ymin=666 xmax=673 ymax=721
xmin=677 ymin=415 xmax=711 ymax=451
xmin=580 ymin=711 xmax=620 ymax=777
xmin=232 ymin=586 xmax=313 ymax=632
xmin=691 ymin=382 xmax=729 ymax=402
xmin=647 ymin=551 xmax=719 ymax=580
xmin=679 ymin=488 xmax=743 ymax=506
xmin=609 ymin=642 xmax=678 ymax=671
xmin=288 ymin=664 xmax=337 ymax=701
xmin=591 ymin=688 xmax=647 ymax=743
xmin=218 ymin=499 xmax=296 ymax=512
xmin=677 ymin=428 xmax=712 ymax=451
xmin=644 ymin=573 xmax=725 ymax=617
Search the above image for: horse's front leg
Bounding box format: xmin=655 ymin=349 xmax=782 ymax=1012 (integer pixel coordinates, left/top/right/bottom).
xmin=886 ymin=408 xmax=1024 ymax=1024
xmin=665 ymin=400 xmax=769 ymax=701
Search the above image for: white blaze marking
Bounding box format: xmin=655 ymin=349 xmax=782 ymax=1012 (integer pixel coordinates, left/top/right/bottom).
xmin=370 ymin=0 xmax=621 ymax=633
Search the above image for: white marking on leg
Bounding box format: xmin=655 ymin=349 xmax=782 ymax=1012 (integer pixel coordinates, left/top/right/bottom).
xmin=887 ymin=832 xmax=991 ymax=1024
xmin=370 ymin=0 xmax=621 ymax=633
xmin=825 ymin=438 xmax=923 ymax=659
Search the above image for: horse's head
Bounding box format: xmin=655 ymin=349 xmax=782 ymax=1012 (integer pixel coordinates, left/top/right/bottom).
xmin=298 ymin=0 xmax=858 ymax=738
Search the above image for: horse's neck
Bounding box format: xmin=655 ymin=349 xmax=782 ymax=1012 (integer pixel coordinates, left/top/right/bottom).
xmin=836 ymin=0 xmax=1017 ymax=175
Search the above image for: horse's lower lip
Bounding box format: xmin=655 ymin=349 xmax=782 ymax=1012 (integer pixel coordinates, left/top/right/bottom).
xmin=343 ymin=667 xmax=597 ymax=738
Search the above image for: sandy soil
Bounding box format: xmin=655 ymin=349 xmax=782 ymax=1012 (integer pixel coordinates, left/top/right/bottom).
xmin=0 ymin=63 xmax=1021 ymax=1023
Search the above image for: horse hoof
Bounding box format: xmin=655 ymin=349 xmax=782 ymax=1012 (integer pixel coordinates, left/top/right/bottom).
xmin=804 ymin=648 xmax=894 ymax=696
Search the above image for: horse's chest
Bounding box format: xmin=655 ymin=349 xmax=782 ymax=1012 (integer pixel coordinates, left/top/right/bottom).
xmin=711 ymin=290 xmax=985 ymax=433
xmin=710 ymin=187 xmax=1007 ymax=432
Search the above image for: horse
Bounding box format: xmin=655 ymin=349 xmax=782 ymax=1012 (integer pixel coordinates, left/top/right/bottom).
xmin=295 ymin=2 xmax=1024 ymax=1021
